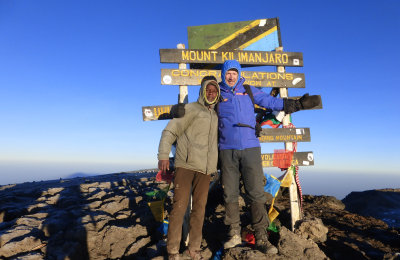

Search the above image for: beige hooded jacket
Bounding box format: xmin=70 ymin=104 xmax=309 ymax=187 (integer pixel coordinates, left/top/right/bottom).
xmin=157 ymin=78 xmax=220 ymax=175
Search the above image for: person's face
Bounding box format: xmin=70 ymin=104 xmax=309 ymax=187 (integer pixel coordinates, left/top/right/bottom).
xmin=205 ymin=84 xmax=218 ymax=103
xmin=225 ymin=69 xmax=238 ymax=87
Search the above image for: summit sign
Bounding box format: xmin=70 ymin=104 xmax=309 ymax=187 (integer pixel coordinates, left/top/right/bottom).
xmin=160 ymin=49 xmax=303 ymax=66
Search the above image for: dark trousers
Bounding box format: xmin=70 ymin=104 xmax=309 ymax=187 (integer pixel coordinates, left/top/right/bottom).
xmin=167 ymin=167 xmax=211 ymax=254
xmin=220 ymin=147 xmax=269 ymax=231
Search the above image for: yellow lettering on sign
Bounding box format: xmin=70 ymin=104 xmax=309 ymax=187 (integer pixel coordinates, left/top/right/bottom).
xmin=211 ymin=51 xmax=218 ymax=61
xmin=286 ymin=73 xmax=293 ymax=80
xmin=261 ymin=154 xmax=273 ymax=161
xmin=239 ymin=52 xmax=248 ymax=62
xmin=282 ymin=54 xmax=288 ymax=64
xmin=276 ymin=54 xmax=282 ymax=64
xmin=190 ymin=70 xmax=198 ymax=77
xmin=182 ymin=51 xmax=189 ymax=60
xmin=171 ymin=70 xmax=179 ymax=76
xmin=262 ymin=161 xmax=273 ymax=167
xmin=255 ymin=53 xmax=262 ymax=63
xmin=247 ymin=81 xmax=261 ymax=87
xmin=189 ymin=51 xmax=196 ymax=60
xmin=153 ymin=106 xmax=171 ymax=119
xmin=204 ymin=51 xmax=210 ymax=61
xmin=181 ymin=50 xmax=218 ymax=62
xmin=248 ymin=53 xmax=255 ymax=62
xmin=262 ymin=53 xmax=268 ymax=63
xmin=253 ymin=72 xmax=260 ymax=79
xmin=275 ymin=135 xmax=305 ymax=141
xmin=259 ymin=136 xmax=274 ymax=142
xmin=222 ymin=52 xmax=229 ymax=61
xmin=269 ymin=73 xmax=277 ymax=80
xmin=269 ymin=53 xmax=275 ymax=63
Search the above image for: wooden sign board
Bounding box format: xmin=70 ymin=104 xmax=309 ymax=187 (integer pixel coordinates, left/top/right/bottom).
xmin=261 ymin=151 xmax=314 ymax=168
xmin=161 ymin=69 xmax=305 ymax=88
xmin=258 ymin=128 xmax=311 ymax=143
xmin=142 ymin=105 xmax=172 ymax=121
xmin=160 ymin=49 xmax=303 ymax=67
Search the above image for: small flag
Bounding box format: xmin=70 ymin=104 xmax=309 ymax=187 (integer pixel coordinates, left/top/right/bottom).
xmin=260 ymin=113 xmax=281 ymax=128
xmin=156 ymin=169 xmax=174 ymax=184
xmin=148 ymin=199 xmax=165 ymax=222
xmin=264 ymin=173 xmax=281 ymax=197
xmin=272 ymin=149 xmax=293 ymax=169
xmin=157 ymin=219 xmax=169 ymax=235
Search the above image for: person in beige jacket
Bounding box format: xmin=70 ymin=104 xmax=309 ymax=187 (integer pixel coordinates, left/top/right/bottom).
xmin=158 ymin=76 xmax=220 ymax=260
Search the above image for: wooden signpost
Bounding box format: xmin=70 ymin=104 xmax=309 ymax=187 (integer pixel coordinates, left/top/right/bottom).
xmin=258 ymin=128 xmax=311 ymax=143
xmin=143 ymin=18 xmax=322 ymax=233
xmin=160 ymin=49 xmax=303 ymax=66
xmin=261 ymin=151 xmax=314 ymax=168
xmin=161 ymin=69 xmax=306 ymax=88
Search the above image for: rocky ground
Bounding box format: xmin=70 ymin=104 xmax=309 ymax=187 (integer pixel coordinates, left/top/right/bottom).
xmin=0 ymin=171 xmax=399 ymax=260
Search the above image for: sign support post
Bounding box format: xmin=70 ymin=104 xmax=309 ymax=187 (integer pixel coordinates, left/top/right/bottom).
xmin=177 ymin=44 xmax=188 ymax=104
xmin=176 ymin=44 xmax=191 ymax=246
xmin=276 ymin=46 xmax=302 ymax=231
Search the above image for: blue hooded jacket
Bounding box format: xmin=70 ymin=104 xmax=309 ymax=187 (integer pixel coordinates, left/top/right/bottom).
xmin=218 ymin=60 xmax=284 ymax=150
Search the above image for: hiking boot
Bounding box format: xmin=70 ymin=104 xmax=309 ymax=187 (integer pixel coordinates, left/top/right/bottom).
xmin=224 ymin=224 xmax=242 ymax=249
xmin=255 ymin=230 xmax=278 ymax=254
xmin=224 ymin=234 xmax=241 ymax=249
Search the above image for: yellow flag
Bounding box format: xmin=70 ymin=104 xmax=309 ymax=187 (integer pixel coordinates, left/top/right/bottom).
xmin=148 ymin=199 xmax=165 ymax=222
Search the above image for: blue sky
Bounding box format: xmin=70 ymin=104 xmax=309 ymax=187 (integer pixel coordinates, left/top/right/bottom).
xmin=1 ymin=0 xmax=399 ymax=194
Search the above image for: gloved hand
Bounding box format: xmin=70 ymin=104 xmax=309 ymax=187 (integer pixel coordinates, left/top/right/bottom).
xmin=170 ymin=103 xmax=186 ymax=118
xmin=283 ymin=93 xmax=320 ymax=114
xmin=299 ymin=93 xmax=321 ymax=109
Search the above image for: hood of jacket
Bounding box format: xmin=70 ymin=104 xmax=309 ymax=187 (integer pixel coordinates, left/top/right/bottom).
xmin=221 ymin=60 xmax=242 ymax=89
xmin=197 ymin=76 xmax=220 ymax=107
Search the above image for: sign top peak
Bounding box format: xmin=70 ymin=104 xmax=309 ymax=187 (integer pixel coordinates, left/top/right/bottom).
xmin=188 ymin=18 xmax=282 ymax=52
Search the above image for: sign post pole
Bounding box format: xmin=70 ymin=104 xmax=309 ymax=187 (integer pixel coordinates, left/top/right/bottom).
xmin=177 ymin=44 xmax=188 ymax=104
xmin=276 ymin=46 xmax=302 ymax=231
xmin=176 ymin=43 xmax=191 ymax=246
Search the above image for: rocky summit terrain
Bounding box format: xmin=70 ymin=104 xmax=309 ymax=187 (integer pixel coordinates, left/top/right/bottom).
xmin=0 ymin=171 xmax=399 ymax=260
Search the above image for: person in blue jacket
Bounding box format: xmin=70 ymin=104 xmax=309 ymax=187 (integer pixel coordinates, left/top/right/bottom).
xmin=170 ymin=59 xmax=320 ymax=255
xmin=218 ymin=60 xmax=319 ymax=254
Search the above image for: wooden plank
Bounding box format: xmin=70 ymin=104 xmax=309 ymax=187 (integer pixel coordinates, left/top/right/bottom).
xmin=261 ymin=151 xmax=314 ymax=168
xmin=142 ymin=105 xmax=172 ymax=121
xmin=258 ymin=128 xmax=310 ymax=143
xmin=160 ymin=49 xmax=303 ymax=67
xmin=161 ymin=69 xmax=305 ymax=88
